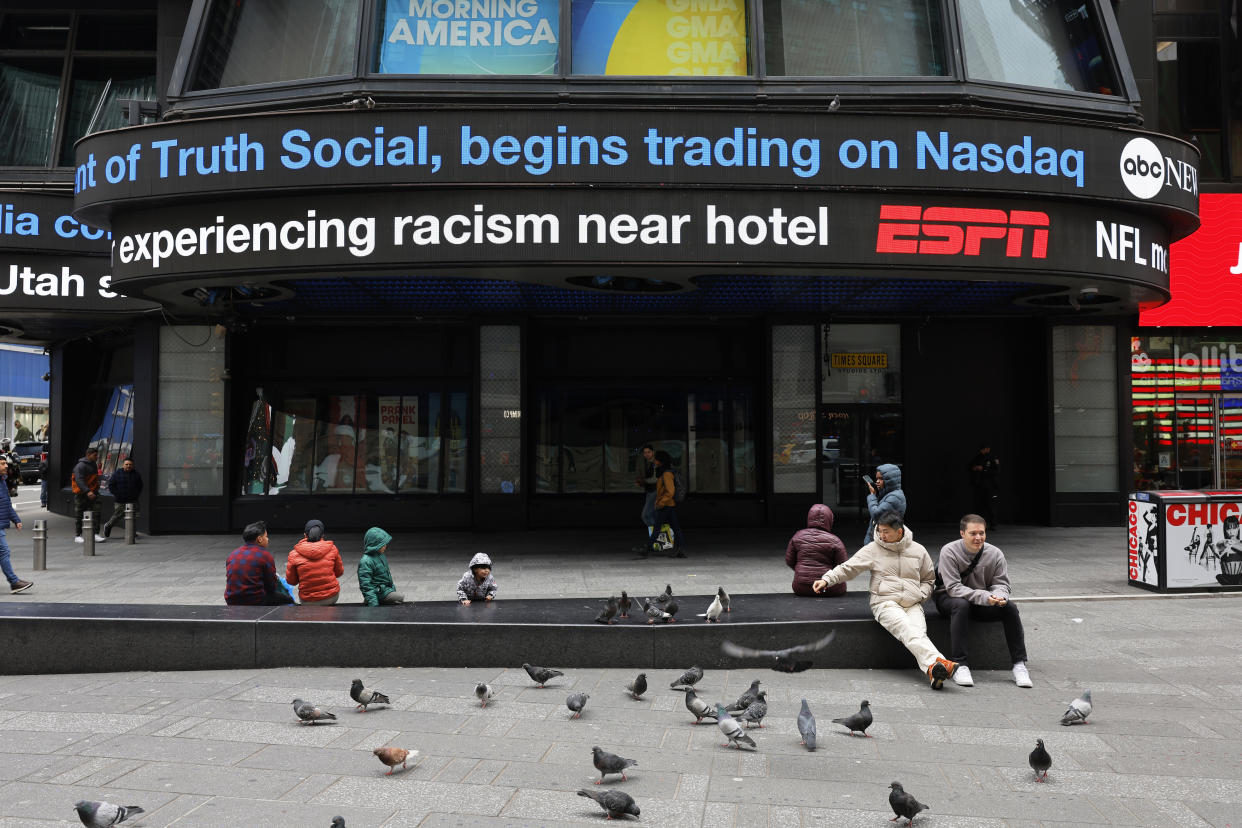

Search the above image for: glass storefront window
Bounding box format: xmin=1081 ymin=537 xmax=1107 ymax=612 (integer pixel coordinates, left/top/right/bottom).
xmin=87 ymin=385 xmax=135 ymax=477
xmin=1156 ymin=41 xmax=1224 ymax=181
xmin=480 ymin=326 xmax=522 ymax=494
xmin=158 ymin=326 xmax=226 ymax=496
xmin=375 ymin=0 xmax=559 ymax=74
xmin=763 ymin=0 xmax=945 ymax=77
xmin=1052 ymin=325 xmax=1117 ymax=492
xmin=822 ymin=323 xmax=901 ymax=403
xmin=772 ymin=325 xmax=815 ymax=493
xmin=571 ymin=0 xmax=749 ymax=76
xmin=191 ymin=0 xmax=361 ymax=90
xmin=958 ymin=0 xmax=1119 ymax=95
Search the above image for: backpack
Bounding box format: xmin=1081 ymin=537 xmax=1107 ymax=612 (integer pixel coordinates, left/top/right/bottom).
xmin=671 ymin=467 xmax=687 ymax=505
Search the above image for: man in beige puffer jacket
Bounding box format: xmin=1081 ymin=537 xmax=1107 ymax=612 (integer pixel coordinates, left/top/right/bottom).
xmin=813 ymin=511 xmax=960 ymax=689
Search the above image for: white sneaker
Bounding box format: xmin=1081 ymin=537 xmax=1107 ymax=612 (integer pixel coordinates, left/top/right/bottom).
xmin=94 ymin=534 xmax=107 ymax=542
xmin=74 ymin=536 xmax=84 ymax=544
xmin=1012 ymin=662 xmax=1033 ymax=688
xmin=952 ymin=665 xmax=974 ymax=686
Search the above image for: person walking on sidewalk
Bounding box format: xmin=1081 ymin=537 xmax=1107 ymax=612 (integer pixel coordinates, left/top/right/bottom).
xmin=633 ymin=444 xmax=658 ymax=554
xmin=285 ymin=519 xmax=344 ymax=605
xmin=786 ymin=503 xmax=848 ymax=596
xmin=652 ymin=450 xmax=686 ymax=558
xmin=933 ymin=514 xmax=1032 ymax=688
xmin=102 ymin=457 xmax=143 ymax=538
xmin=0 ymin=457 xmax=33 ymax=594
xmin=72 ymin=446 xmax=105 ymax=543
xmin=864 ymin=463 xmax=906 ymax=547
xmin=813 ymin=511 xmax=959 ymax=689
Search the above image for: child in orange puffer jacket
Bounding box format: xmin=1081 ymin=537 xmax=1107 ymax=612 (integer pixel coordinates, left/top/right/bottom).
xmin=286 ymin=519 xmax=344 ymax=605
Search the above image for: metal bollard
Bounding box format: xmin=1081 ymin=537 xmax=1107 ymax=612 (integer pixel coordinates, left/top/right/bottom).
xmin=32 ymin=519 xmax=46 ymax=570
xmin=125 ymin=503 xmax=136 ymax=544
xmin=82 ymin=511 xmax=95 ymax=556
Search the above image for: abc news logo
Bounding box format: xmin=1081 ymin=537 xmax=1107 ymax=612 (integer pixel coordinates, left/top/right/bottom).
xmin=1119 ymin=136 xmax=1198 ymax=200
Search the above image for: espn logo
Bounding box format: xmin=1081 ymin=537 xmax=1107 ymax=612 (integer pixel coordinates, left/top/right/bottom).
xmin=876 ymin=205 xmax=1049 ymax=258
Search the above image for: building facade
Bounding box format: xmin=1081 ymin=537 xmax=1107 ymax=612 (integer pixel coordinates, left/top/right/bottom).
xmin=0 ymin=1 xmax=1210 ymax=533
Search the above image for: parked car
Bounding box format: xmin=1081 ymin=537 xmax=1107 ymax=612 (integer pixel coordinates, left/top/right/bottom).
xmin=13 ymin=441 xmax=47 ymax=484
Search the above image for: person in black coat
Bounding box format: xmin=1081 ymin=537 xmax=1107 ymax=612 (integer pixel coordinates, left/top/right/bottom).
xmin=102 ymin=457 xmax=143 ymax=538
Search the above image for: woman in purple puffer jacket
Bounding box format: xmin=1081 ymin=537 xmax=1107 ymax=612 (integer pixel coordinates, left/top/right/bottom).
xmin=786 ymin=503 xmax=849 ymax=596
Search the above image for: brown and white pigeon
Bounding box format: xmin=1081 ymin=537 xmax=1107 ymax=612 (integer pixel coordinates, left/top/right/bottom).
xmin=373 ymin=746 xmax=417 ymax=775
xmin=578 ymin=788 xmax=640 ymax=820
xmin=350 ymin=678 xmax=391 ymax=712
xmin=888 ymin=781 xmax=929 ymax=825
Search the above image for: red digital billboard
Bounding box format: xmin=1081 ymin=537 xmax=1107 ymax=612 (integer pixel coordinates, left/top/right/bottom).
xmin=1140 ymin=193 xmax=1241 ymax=326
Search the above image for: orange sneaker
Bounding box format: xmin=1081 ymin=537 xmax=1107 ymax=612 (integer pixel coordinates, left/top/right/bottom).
xmin=928 ymin=657 xmax=958 ymax=690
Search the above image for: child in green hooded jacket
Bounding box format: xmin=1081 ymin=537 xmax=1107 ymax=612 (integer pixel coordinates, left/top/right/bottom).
xmin=358 ymin=526 xmax=405 ymax=606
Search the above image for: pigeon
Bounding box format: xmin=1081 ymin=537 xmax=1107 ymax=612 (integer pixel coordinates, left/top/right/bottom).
xmin=330 ymin=818 xmax=345 ymax=828
xmin=679 ymin=687 xmax=718 ymax=724
xmin=721 ymin=631 xmax=838 ymax=673
xmin=704 ymin=592 xmax=724 ymax=622
xmin=292 ymin=698 xmax=336 ymax=725
xmin=625 ymin=673 xmax=648 ymax=699
xmin=717 ymin=586 xmax=731 ymax=612
xmin=797 ymin=699 xmax=817 ymax=750
xmin=475 ymin=682 xmax=497 ymax=707
xmin=578 ymin=788 xmax=640 ymax=820
xmin=373 ymin=746 xmax=417 ymax=775
xmin=642 ymin=598 xmax=673 ymax=624
xmin=522 ymin=662 xmax=564 ymax=687
xmin=728 ymin=679 xmax=762 ymax=712
xmin=888 ymin=781 xmax=929 ymax=825
xmin=738 ymin=691 xmax=768 ymax=728
xmin=669 ymin=665 xmax=704 ymax=689
xmin=1029 ymin=737 xmax=1052 ymax=782
xmin=73 ymin=800 xmax=144 ymax=828
xmin=595 ymin=596 xmax=620 ymax=625
xmin=592 ymin=745 xmax=638 ymax=783
xmin=831 ymin=699 xmax=872 ymax=737
xmin=350 ymin=678 xmax=391 ymax=712
xmin=1061 ymin=689 xmax=1092 ymax=726
xmin=662 ymin=598 xmax=679 ymax=621
xmin=655 ymin=583 xmax=673 ymax=605
xmin=618 ymin=591 xmax=632 ymax=618
xmin=567 ymin=692 xmax=590 ymax=718
xmin=716 ymin=703 xmax=757 ymax=749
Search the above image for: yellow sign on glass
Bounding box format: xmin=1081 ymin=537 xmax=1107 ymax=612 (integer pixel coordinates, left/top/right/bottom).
xmin=830 ymin=353 xmax=889 ymax=370
xmin=606 ymin=0 xmax=748 ymax=76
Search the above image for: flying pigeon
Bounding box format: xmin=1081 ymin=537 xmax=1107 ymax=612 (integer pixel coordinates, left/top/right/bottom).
xmin=679 ymin=687 xmax=718 ymax=724
xmin=669 ymin=665 xmax=704 ymax=689
xmin=567 ymin=692 xmax=590 ymax=718
xmin=73 ymin=800 xmax=144 ymax=828
xmin=715 ymin=703 xmax=757 ymax=749
xmin=475 ymin=682 xmax=497 ymax=707
xmin=738 ymin=691 xmax=768 ymax=728
xmin=595 ymin=596 xmax=620 ymax=625
xmin=1061 ymin=689 xmax=1092 ymax=726
xmin=717 ymin=586 xmax=731 ymax=612
xmin=592 ymin=745 xmax=638 ymax=783
xmin=577 ymin=788 xmax=640 ymax=820
xmin=797 ymin=699 xmax=817 ymax=750
xmin=522 ymin=662 xmax=564 ymax=687
xmin=1029 ymin=737 xmax=1052 ymax=782
xmin=831 ymin=699 xmax=872 ymax=737
xmin=330 ymin=818 xmax=345 ymax=828
xmin=350 ymin=679 xmax=391 ymax=712
xmin=292 ymin=698 xmax=336 ymax=725
xmin=721 ymin=631 xmax=838 ymax=673
xmin=618 ymin=591 xmax=632 ymax=618
xmin=888 ymin=781 xmax=929 ymax=825
xmin=728 ymin=679 xmax=762 ymax=712
xmin=642 ymin=598 xmax=673 ymax=624
xmin=373 ymin=746 xmax=417 ymax=775
xmin=704 ymin=592 xmax=724 ymax=622
xmin=625 ymin=673 xmax=647 ymax=699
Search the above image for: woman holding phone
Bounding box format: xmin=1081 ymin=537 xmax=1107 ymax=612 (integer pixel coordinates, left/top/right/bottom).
xmin=864 ymin=463 xmax=906 ymax=547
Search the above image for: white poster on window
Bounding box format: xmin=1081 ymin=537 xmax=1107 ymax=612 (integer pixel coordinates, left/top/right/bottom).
xmin=1127 ymin=497 xmax=1158 ymax=586
xmin=1163 ymin=501 xmax=1242 ymax=589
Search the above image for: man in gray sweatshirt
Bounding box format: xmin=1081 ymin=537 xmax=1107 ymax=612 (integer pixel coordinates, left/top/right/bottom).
xmin=933 ymin=514 xmax=1031 ymax=688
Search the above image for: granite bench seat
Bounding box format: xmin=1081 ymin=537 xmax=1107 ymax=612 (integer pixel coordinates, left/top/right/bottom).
xmin=0 ymin=592 xmax=1013 ymax=675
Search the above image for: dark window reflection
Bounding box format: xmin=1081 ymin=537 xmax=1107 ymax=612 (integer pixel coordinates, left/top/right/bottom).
xmin=764 ymin=0 xmax=945 ymax=76
xmin=1157 ymin=40 xmax=1224 ymax=180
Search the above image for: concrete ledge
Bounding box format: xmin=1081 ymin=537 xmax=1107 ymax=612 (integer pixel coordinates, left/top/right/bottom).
xmin=0 ymin=593 xmax=1013 ymax=675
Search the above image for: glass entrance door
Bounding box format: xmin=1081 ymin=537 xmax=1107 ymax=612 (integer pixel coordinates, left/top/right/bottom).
xmin=1174 ymin=393 xmax=1242 ymax=489
xmin=821 ymin=405 xmax=903 ymax=515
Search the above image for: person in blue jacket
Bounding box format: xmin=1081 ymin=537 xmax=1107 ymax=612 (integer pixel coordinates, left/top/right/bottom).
xmin=0 ymin=456 xmax=33 ymax=594
xmin=864 ymin=462 xmax=907 ymax=547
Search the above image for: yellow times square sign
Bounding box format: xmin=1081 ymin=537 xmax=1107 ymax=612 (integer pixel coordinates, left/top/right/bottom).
xmin=830 ymin=353 xmax=888 ymax=371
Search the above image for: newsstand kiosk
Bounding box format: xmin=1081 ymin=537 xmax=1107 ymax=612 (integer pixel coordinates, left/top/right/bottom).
xmin=1128 ymin=491 xmax=1242 ymax=592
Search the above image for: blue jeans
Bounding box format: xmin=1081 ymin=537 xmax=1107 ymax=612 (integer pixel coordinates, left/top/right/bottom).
xmin=641 ymin=491 xmax=656 ymax=537
xmin=40 ymin=478 xmax=47 ymax=507
xmin=0 ymin=527 xmax=18 ymax=585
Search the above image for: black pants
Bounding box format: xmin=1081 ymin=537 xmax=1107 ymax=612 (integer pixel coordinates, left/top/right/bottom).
xmin=933 ymin=592 xmax=1027 ymax=666
xmin=73 ymin=493 xmax=100 ymax=537
xmin=654 ymin=506 xmax=684 ymax=554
